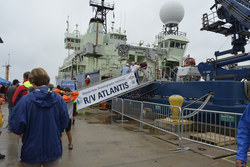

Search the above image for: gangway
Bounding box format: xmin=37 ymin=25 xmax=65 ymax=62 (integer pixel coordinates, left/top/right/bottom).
xmin=76 ymin=72 xmax=155 ymax=110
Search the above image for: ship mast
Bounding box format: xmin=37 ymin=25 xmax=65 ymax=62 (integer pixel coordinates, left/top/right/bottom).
xmin=89 ymin=0 xmax=115 ymax=34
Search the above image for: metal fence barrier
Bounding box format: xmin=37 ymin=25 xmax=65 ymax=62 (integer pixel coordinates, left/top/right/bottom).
xmin=112 ymin=98 xmax=187 ymax=152
xmin=112 ymin=98 xmax=249 ymax=155
xmin=180 ymin=108 xmax=245 ymax=154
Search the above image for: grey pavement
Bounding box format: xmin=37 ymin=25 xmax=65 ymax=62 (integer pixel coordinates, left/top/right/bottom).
xmin=0 ymin=103 xmax=236 ymax=167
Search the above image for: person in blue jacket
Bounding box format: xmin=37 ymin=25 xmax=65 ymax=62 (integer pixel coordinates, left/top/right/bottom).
xmin=235 ymin=104 xmax=250 ymax=167
xmin=121 ymin=63 xmax=130 ymax=75
xmin=10 ymin=68 xmax=69 ymax=167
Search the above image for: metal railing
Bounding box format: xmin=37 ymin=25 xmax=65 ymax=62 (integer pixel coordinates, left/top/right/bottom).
xmin=155 ymin=31 xmax=187 ymax=40
xmin=154 ymin=65 xmax=173 ymax=81
xmin=138 ymin=67 xmax=155 ymax=84
xmin=112 ymin=98 xmax=249 ymax=155
xmin=181 ymin=108 xmax=243 ymax=154
xmin=77 ymin=66 xmax=155 ymax=91
xmin=112 ymin=98 xmax=186 ymax=152
xmin=76 ymin=73 xmax=121 ymax=91
xmin=201 ymin=11 xmax=231 ymax=29
xmin=89 ymin=0 xmax=114 ymax=9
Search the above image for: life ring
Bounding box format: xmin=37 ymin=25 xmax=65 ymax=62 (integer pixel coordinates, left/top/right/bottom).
xmin=67 ymin=43 xmax=71 ymax=47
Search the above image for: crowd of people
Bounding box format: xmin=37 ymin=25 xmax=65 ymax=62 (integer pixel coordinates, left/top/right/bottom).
xmin=0 ymin=68 xmax=79 ymax=167
xmin=120 ymin=60 xmax=180 ymax=82
xmin=120 ymin=60 xmax=148 ymax=83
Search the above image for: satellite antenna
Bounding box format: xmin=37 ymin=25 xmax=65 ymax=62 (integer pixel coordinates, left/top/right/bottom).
xmin=159 ymin=0 xmax=185 ymax=35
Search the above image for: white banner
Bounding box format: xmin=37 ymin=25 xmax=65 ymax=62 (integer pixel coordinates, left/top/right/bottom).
xmin=76 ymin=72 xmax=138 ymax=109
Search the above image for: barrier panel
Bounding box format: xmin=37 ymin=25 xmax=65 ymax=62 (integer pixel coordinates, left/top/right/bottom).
xmin=112 ymin=98 xmax=186 ymax=152
xmin=181 ymin=108 xmax=244 ymax=154
xmin=112 ymin=98 xmax=123 ymax=114
xmin=143 ymin=101 xmax=181 ymax=136
xmin=123 ymin=99 xmax=142 ymax=118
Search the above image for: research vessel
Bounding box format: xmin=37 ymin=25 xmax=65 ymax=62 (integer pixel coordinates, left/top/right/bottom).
xmin=56 ymin=0 xmax=250 ymax=114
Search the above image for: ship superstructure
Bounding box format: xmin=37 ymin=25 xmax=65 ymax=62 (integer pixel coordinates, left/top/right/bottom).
xmin=56 ymin=0 xmax=189 ymax=85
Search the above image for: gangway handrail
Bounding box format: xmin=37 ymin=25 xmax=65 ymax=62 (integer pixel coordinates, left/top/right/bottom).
xmin=77 ymin=65 xmax=157 ymax=91
xmin=100 ymin=80 xmax=155 ymax=104
xmin=76 ymin=73 xmax=121 ymax=91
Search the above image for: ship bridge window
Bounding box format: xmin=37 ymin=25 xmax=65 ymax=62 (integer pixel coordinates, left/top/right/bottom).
xmin=175 ymin=42 xmax=180 ymax=48
xmin=67 ymin=38 xmax=70 ymax=42
xmin=111 ymin=35 xmax=126 ymax=40
xmin=165 ymin=41 xmax=169 ymax=48
xmin=180 ymin=43 xmax=186 ymax=49
xmin=160 ymin=42 xmax=163 ymax=49
xmin=170 ymin=41 xmax=175 ymax=48
xmin=121 ymin=36 xmax=127 ymax=41
xmin=75 ymin=39 xmax=80 ymax=43
xmin=71 ymin=39 xmax=74 ymax=42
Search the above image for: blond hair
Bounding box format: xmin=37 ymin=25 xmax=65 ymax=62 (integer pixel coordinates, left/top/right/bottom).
xmin=29 ymin=68 xmax=50 ymax=86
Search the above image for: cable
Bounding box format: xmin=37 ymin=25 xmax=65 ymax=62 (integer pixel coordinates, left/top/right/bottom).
xmin=171 ymin=93 xmax=214 ymax=119
xmin=218 ymin=37 xmax=230 ymax=51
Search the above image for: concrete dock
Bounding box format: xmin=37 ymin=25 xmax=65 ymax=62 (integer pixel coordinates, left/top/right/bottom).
xmin=0 ymin=103 xmax=239 ymax=167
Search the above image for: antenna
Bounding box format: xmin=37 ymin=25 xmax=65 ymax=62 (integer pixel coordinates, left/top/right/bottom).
xmin=66 ymin=16 xmax=69 ymax=32
xmin=80 ymin=21 xmax=81 ymax=34
xmin=124 ymin=13 xmax=126 ymax=32
xmin=120 ymin=11 xmax=122 ymax=29
xmin=70 ymin=16 xmax=72 ymax=33
xmin=76 ymin=24 xmax=79 ymax=37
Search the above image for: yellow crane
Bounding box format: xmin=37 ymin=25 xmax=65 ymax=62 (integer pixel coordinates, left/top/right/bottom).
xmin=0 ymin=38 xmax=11 ymax=81
xmin=2 ymin=54 xmax=11 ymax=81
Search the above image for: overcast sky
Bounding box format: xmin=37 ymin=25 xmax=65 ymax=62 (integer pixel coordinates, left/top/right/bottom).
xmin=1 ymin=0 xmax=250 ymax=85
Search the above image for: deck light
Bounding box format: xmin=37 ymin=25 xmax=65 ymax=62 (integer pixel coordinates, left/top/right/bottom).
xmin=139 ymin=40 xmax=144 ymax=46
xmin=0 ymin=37 xmax=3 ymax=43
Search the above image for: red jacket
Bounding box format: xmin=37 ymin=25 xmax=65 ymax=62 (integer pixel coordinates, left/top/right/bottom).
xmin=12 ymin=79 xmax=33 ymax=106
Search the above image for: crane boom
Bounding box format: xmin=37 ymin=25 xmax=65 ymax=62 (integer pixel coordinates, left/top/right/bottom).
xmin=201 ymin=0 xmax=250 ymax=55
xmin=198 ymin=0 xmax=250 ymax=81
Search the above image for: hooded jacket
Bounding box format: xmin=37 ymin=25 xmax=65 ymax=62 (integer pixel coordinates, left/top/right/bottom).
xmin=12 ymin=79 xmax=33 ymax=106
xmin=236 ymin=104 xmax=250 ymax=163
xmin=10 ymin=87 xmax=69 ymax=163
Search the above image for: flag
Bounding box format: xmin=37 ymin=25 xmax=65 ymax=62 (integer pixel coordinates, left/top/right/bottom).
xmin=92 ymin=7 xmax=94 ymax=12
xmin=113 ymin=11 xmax=115 ymax=19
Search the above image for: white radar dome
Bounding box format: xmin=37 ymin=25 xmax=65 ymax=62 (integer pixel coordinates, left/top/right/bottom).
xmin=159 ymin=0 xmax=185 ymax=27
